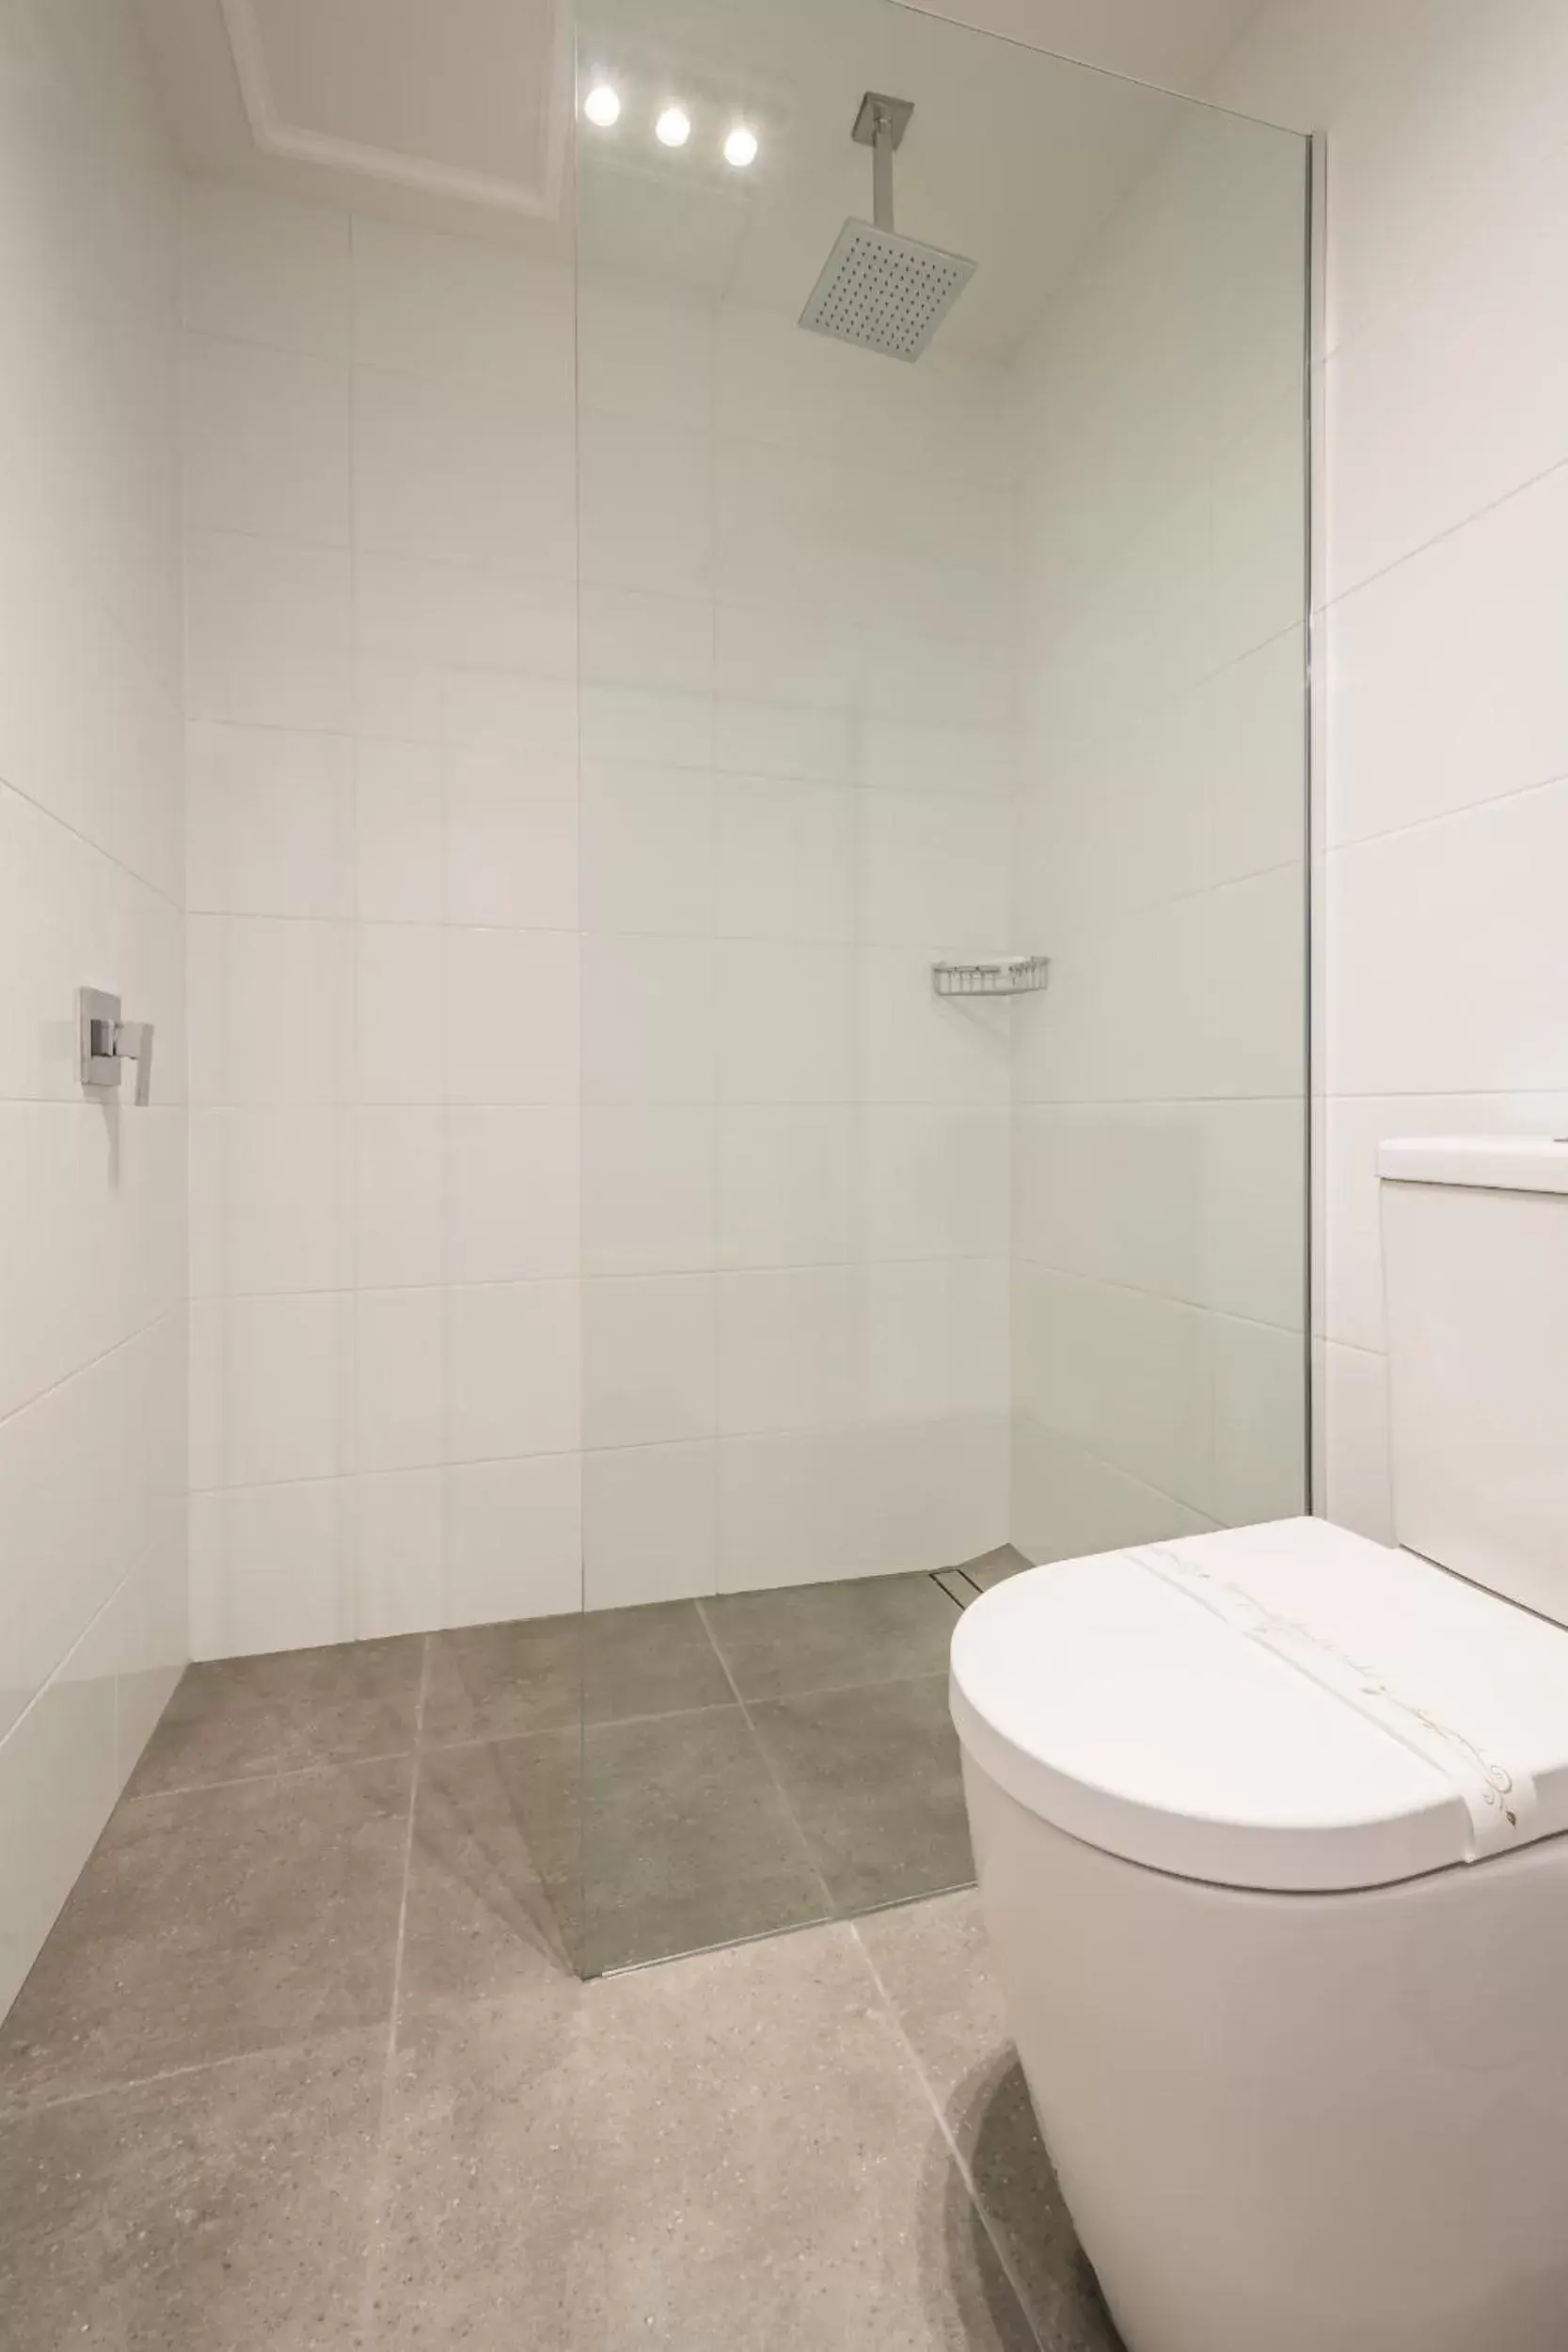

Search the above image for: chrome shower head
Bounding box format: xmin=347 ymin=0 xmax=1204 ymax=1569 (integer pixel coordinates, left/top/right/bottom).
xmin=800 ymin=92 xmax=975 ymax=364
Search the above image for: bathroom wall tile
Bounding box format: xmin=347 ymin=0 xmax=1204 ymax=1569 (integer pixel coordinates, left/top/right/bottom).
xmin=864 ymin=1259 xmax=1010 ymax=1424
xmin=215 ymin=1292 xmax=354 ymax=1489
xmin=717 ymin=1108 xmax=852 ymax=1271
xmin=353 ymin=364 xmax=575 ymax=573
xmin=186 ymin=723 xmax=354 ymax=921
xmin=188 ymin=1480 xmax=354 ymax=1660
xmin=580 ymin=762 xmax=713 ymax=937
xmin=444 ymin=929 xmax=578 ymax=1107
xmin=1329 ymin=779 xmax=1568 ymax=1099
xmin=445 ymin=1108 xmax=578 ymax=1285
xmin=184 ymin=529 xmax=353 ymax=734
xmin=183 ymin=179 xmax=351 ymax=362
xmin=445 ymin=1280 xmax=580 ymax=1462
xmin=356 ymin=1287 xmax=444 ymax=1473
xmin=188 ymin=914 xmax=352 ymax=1110
xmin=350 ymin=218 xmax=574 ymax=411
xmin=581 ymin=934 xmax=714 ymax=1107
xmin=583 ymin=1276 xmax=716 ymax=1450
xmin=1210 ymin=1312 xmax=1307 ymax=1525
xmin=859 ymin=1106 xmax=1009 ymax=1264
xmin=578 ymin=413 xmax=712 ymax=598
xmin=354 ymin=1106 xmax=444 ymax=1291
xmin=714 ymin=777 xmax=854 ymax=945
xmin=578 ymin=275 xmax=715 ymax=432
xmin=356 ymin=740 xmax=443 ymax=924
xmin=1323 ymin=1340 xmax=1393 ymax=1547
xmin=444 ymin=754 xmax=578 ymax=931
xmin=860 ymin=790 xmax=1010 ymax=952
xmin=578 ymin=586 xmax=713 ymax=698
xmin=0 ymin=1629 xmax=121 ymax=2020
xmin=182 ymin=331 xmax=350 ymax=548
xmin=356 ymin=924 xmax=443 ymax=1108
xmin=1326 ymin=465 xmax=1568 ymax=850
xmin=581 ymin=1107 xmax=717 ymax=1277
xmin=355 ymin=1467 xmax=444 ymax=1639
xmin=443 ymin=1454 xmax=581 ymax=1627
xmin=582 ymin=1440 xmax=718 ymax=1611
xmin=193 ymin=1104 xmax=352 ymax=1297
xmin=715 ymin=942 xmax=854 ymax=1106
xmin=715 ymin=1268 xmax=861 ymax=1437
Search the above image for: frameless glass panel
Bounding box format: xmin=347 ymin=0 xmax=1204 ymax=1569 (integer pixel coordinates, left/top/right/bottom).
xmin=574 ymin=0 xmax=1308 ymax=1975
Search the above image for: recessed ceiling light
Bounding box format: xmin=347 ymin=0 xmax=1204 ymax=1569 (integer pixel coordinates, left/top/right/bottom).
xmin=723 ymin=124 xmax=759 ymax=169
xmin=655 ymin=104 xmax=691 ymax=149
xmin=583 ymin=84 xmax=621 ymax=128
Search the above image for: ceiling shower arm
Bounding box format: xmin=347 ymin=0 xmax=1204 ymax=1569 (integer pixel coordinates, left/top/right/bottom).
xmin=872 ymin=103 xmax=895 ymax=231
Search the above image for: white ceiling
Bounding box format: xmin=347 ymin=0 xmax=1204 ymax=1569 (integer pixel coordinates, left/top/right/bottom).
xmin=133 ymin=0 xmax=1279 ymax=344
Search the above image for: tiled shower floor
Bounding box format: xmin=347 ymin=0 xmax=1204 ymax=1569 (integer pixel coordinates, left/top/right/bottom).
xmin=0 ymin=1548 xmax=1129 ymax=2350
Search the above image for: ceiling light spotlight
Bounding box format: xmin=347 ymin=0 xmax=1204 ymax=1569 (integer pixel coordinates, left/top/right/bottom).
xmin=583 ymin=83 xmax=621 ymax=128
xmin=723 ymin=123 xmax=759 ymax=168
xmin=655 ymin=103 xmax=691 ymax=149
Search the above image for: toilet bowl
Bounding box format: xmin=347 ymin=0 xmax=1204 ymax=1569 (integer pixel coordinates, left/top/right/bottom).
xmin=953 ymin=1139 xmax=1568 ymax=2352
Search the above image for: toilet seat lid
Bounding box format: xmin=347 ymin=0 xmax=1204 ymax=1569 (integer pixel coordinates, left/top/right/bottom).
xmin=949 ymin=1517 xmax=1568 ymax=1892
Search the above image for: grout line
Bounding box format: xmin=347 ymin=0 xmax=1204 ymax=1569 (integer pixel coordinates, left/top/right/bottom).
xmin=356 ymin=1632 xmax=428 ymax=2347
xmin=1 ymin=2032 xmax=332 ymax=2123
xmin=124 ymin=1744 xmax=418 ymax=1804
xmin=690 ymin=1599 xmax=838 ymax=1921
xmin=848 ymin=1916 xmax=1047 ymax=2352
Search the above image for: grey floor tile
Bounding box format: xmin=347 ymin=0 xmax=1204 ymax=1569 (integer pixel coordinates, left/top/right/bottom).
xmin=370 ymin=1919 xmax=1039 ymax=2351
xmin=579 ymin=1708 xmax=831 ymax=1974
xmin=129 ymin=1636 xmax=425 ymax=1795
xmin=0 ymin=2030 xmax=383 ymax=2350
xmin=701 ymin=1571 xmax=960 ymax=1700
xmin=0 ymin=1760 xmax=411 ymax=2108
xmin=422 ymin=1612 xmax=581 ymax=1746
xmin=958 ymin=1545 xmax=1035 ymax=1591
xmin=935 ymin=1569 xmax=976 ymax=1608
xmin=858 ymin=1891 xmax=1123 ymax=2352
xmin=582 ymin=1597 xmax=735 ymax=1723
xmin=749 ymin=1675 xmax=974 ymax=1914
xmin=399 ymin=1735 xmax=579 ymax=2032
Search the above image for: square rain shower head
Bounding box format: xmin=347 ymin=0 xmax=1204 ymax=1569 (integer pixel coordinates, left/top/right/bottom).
xmin=800 ymin=219 xmax=975 ymax=362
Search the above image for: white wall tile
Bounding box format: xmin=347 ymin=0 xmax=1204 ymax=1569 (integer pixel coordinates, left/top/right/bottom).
xmin=860 ymin=1106 xmax=1009 ymax=1264
xmin=215 ymin=1292 xmax=353 ymax=1488
xmin=581 ymin=1107 xmax=717 ymax=1277
xmin=578 ymin=413 xmax=712 ymax=598
xmin=183 ymin=331 xmax=350 ymax=548
xmin=714 ymin=778 xmax=854 ymax=945
xmin=446 ymin=1279 xmax=579 ymax=1462
xmin=1330 ymin=780 xmax=1568 ymax=1098
xmin=354 ymin=1467 xmax=444 ymax=1638
xmin=356 ymin=740 xmax=443 ymax=924
xmin=715 ymin=942 xmax=854 ymax=1105
xmin=189 ymin=1480 xmax=353 ymax=1659
xmin=354 ymin=1106 xmax=444 ymax=1291
xmin=189 ymin=915 xmax=352 ymax=1110
xmin=444 ymin=754 xmax=578 ymax=931
xmin=350 ymin=219 xmax=574 ymax=411
xmin=578 ymin=275 xmax=715 ymax=432
xmin=355 ymin=924 xmax=442 ymax=1107
xmin=356 ymin=1287 xmax=443 ymax=1473
xmin=1210 ymin=1312 xmax=1307 ymax=1524
xmin=582 ymin=1440 xmax=717 ymax=1611
xmin=580 ymin=762 xmax=713 ymax=937
xmin=583 ymin=1275 xmax=716 ymax=1449
xmin=185 ymin=530 xmax=353 ymax=733
xmin=715 ymin=1268 xmax=860 ymax=1437
xmin=183 ymin=179 xmax=351 ymax=361
xmin=445 ymin=1108 xmax=578 ymax=1285
xmin=445 ymin=929 xmax=578 ymax=1106
xmin=443 ymin=1454 xmax=580 ymax=1626
xmin=717 ymin=1108 xmax=852 ymax=1271
xmin=581 ymin=934 xmax=714 ymax=1107
xmin=186 ymin=723 xmax=354 ymax=920
xmin=1323 ymin=1339 xmax=1393 ymax=1547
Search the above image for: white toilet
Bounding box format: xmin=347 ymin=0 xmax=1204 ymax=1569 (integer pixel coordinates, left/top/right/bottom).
xmin=952 ymin=1137 xmax=1568 ymax=2352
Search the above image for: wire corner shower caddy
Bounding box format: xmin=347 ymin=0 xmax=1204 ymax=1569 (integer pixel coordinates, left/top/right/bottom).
xmin=931 ymin=954 xmax=1050 ymax=1000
